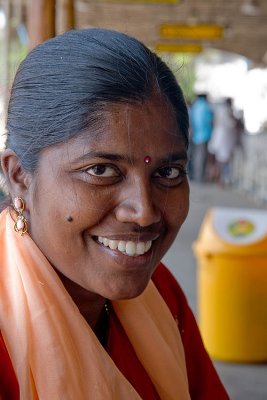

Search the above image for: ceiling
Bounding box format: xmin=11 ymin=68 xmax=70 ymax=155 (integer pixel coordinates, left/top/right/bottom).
xmin=74 ymin=0 xmax=267 ymax=64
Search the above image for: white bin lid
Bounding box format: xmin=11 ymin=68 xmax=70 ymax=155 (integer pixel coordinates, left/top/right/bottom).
xmin=213 ymin=207 xmax=267 ymax=245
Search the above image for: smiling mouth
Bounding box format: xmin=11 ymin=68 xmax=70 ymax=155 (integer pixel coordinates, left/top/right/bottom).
xmin=97 ymin=236 xmax=153 ymax=257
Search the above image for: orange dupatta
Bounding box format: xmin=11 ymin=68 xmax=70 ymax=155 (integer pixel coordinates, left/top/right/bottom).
xmin=0 ymin=209 xmax=190 ymax=399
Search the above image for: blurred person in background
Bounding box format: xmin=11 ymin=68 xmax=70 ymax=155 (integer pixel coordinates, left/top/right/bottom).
xmin=190 ymin=94 xmax=214 ymax=183
xmin=208 ymin=98 xmax=238 ymax=185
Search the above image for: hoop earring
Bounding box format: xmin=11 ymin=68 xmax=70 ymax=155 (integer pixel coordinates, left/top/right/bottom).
xmin=13 ymin=197 xmax=28 ymax=235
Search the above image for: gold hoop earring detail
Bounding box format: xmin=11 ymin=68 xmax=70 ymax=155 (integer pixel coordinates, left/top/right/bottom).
xmin=13 ymin=197 xmax=28 ymax=235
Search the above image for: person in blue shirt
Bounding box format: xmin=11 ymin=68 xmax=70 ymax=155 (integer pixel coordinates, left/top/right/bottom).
xmin=190 ymin=93 xmax=214 ymax=182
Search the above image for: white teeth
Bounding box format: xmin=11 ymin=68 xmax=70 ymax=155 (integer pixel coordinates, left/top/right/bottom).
xmin=118 ymin=241 xmax=126 ymax=252
xmin=145 ymin=241 xmax=152 ymax=252
xmin=108 ymin=240 xmax=118 ymax=250
xmin=136 ymin=242 xmax=145 ymax=255
xmin=103 ymin=238 xmax=109 ymax=247
xmin=97 ymin=237 xmax=153 ymax=257
xmin=125 ymin=241 xmax=136 ymax=256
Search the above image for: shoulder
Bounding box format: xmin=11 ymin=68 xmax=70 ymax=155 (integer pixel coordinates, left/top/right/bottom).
xmin=152 ymin=262 xmax=188 ymax=313
xmin=152 ymin=263 xmax=230 ymax=400
xmin=152 ymin=262 xmax=196 ymax=343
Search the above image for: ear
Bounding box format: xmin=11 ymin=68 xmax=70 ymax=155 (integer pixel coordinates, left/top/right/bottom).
xmin=1 ymin=149 xmax=33 ymax=202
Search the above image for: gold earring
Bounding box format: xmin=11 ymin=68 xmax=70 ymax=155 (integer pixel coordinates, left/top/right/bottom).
xmin=13 ymin=197 xmax=28 ymax=235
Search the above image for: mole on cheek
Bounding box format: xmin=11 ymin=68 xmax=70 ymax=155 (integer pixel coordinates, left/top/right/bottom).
xmin=66 ymin=216 xmax=73 ymax=222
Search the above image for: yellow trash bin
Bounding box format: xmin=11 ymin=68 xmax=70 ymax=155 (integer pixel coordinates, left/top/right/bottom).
xmin=193 ymin=207 xmax=267 ymax=362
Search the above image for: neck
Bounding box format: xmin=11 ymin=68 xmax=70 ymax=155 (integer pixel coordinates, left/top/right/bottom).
xmin=55 ymin=269 xmax=106 ymax=330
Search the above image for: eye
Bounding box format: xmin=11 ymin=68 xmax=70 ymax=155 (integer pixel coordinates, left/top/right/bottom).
xmin=154 ymin=166 xmax=181 ymax=179
xmin=153 ymin=165 xmax=187 ymax=187
xmin=85 ymin=164 xmax=119 ymax=177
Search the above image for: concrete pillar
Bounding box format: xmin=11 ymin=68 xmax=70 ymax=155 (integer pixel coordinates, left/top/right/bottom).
xmin=57 ymin=0 xmax=75 ymax=34
xmin=27 ymin=0 xmax=56 ymax=50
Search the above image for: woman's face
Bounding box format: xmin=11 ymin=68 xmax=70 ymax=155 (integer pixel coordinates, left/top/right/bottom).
xmin=28 ymin=95 xmax=189 ymax=300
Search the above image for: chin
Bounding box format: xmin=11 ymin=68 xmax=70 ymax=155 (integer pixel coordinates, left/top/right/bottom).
xmin=107 ymin=279 xmax=150 ymax=301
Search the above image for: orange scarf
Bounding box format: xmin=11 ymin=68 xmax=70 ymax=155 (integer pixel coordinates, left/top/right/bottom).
xmin=0 ymin=209 xmax=190 ymax=399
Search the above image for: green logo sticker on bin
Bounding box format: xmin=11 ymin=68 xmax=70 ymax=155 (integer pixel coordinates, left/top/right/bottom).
xmin=213 ymin=207 xmax=267 ymax=245
xmin=228 ymin=219 xmax=255 ymax=238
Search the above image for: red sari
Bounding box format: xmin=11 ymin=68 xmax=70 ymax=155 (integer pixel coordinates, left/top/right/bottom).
xmin=0 ymin=263 xmax=229 ymax=399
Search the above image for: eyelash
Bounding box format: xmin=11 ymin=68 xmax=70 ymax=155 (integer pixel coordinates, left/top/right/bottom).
xmin=85 ymin=164 xmax=120 ymax=178
xmin=83 ymin=163 xmax=187 ymax=186
xmin=154 ymin=166 xmax=187 ymax=179
xmin=153 ymin=165 xmax=187 ymax=186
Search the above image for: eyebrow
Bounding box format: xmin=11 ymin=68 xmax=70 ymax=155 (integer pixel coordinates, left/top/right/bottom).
xmin=159 ymin=152 xmax=188 ymax=163
xmin=73 ymin=151 xmax=129 ymax=163
xmin=73 ymin=151 xmax=187 ymax=164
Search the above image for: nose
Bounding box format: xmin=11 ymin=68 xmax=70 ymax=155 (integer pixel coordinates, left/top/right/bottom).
xmin=115 ymin=179 xmax=161 ymax=227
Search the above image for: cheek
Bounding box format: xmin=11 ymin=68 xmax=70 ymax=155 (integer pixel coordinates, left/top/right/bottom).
xmin=63 ymin=188 xmax=114 ymax=229
xmin=156 ymin=192 xmax=189 ymax=262
xmin=162 ymin=187 xmax=189 ymax=228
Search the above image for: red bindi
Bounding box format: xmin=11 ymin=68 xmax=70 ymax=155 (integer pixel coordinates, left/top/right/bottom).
xmin=144 ymin=156 xmax=151 ymax=164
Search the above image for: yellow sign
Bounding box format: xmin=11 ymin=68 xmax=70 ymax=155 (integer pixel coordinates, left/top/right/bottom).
xmin=109 ymin=0 xmax=180 ymax=3
xmin=155 ymin=43 xmax=202 ymax=53
xmin=160 ymin=24 xmax=224 ymax=40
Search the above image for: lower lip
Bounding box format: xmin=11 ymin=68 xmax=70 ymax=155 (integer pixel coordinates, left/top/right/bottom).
xmin=96 ymin=242 xmax=155 ymax=269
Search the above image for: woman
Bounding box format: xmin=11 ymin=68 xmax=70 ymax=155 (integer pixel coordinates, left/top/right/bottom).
xmin=0 ymin=29 xmax=229 ymax=399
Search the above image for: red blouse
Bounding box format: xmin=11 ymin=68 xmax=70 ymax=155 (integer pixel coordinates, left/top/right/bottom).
xmin=0 ymin=263 xmax=229 ymax=399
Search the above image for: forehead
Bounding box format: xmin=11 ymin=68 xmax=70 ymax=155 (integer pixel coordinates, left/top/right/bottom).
xmin=74 ymin=96 xmax=185 ymax=152
xmin=46 ymin=95 xmax=187 ymax=165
